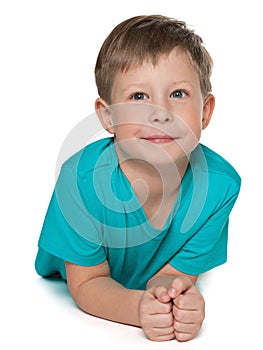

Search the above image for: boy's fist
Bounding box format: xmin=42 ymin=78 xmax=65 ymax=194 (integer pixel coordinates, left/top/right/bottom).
xmin=139 ymin=285 xmax=174 ymax=341
xmin=168 ymin=276 xmax=205 ymax=342
xmin=140 ymin=276 xmax=205 ymax=342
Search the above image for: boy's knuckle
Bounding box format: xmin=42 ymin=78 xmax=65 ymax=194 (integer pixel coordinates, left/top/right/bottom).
xmin=175 ymin=332 xmax=191 ymax=342
xmin=173 ymin=320 xmax=181 ymax=331
xmin=155 ymin=300 xmax=169 ymax=314
xmin=173 ymin=308 xmax=182 ymax=321
xmin=175 ymin=297 xmax=184 ymax=309
xmin=166 ymin=313 xmax=174 ymax=326
xmin=145 ymin=329 xmax=158 ymax=341
xmin=163 ymin=302 xmax=172 ymax=313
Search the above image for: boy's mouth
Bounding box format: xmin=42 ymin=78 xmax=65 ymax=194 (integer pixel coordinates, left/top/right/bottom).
xmin=141 ymin=135 xmax=177 ymax=144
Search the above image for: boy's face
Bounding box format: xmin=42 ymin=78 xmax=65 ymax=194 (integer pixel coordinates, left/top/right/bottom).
xmin=96 ymin=48 xmax=214 ymax=165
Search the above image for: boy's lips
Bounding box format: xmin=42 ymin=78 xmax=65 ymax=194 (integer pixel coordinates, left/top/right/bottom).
xmin=141 ymin=135 xmax=178 ymax=144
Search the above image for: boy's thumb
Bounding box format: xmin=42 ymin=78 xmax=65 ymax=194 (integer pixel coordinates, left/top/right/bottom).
xmin=167 ymin=275 xmax=193 ymax=299
xmin=150 ymin=285 xmax=170 ymax=303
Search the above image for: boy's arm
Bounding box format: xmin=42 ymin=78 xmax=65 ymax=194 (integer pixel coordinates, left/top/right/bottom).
xmin=65 ymin=260 xmax=144 ymax=327
xmin=65 ymin=260 xmax=203 ymax=342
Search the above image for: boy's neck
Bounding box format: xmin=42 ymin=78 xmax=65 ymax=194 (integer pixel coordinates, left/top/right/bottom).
xmin=118 ymin=156 xmax=189 ymax=229
xmin=119 ymin=157 xmax=188 ymax=194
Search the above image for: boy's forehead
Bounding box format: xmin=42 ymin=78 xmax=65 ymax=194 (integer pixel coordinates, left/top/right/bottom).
xmin=115 ymin=49 xmax=198 ymax=83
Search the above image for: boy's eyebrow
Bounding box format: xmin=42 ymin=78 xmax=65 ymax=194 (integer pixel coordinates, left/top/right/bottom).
xmin=171 ymin=80 xmax=195 ymax=88
xmin=120 ymin=83 xmax=146 ymax=93
xmin=121 ymin=80 xmax=195 ymax=93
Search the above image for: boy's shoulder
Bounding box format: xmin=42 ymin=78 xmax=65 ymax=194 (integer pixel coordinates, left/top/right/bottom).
xmin=198 ymin=143 xmax=241 ymax=188
xmin=62 ymin=137 xmax=115 ymax=175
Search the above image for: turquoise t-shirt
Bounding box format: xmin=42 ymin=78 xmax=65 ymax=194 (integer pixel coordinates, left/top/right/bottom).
xmin=35 ymin=137 xmax=241 ymax=290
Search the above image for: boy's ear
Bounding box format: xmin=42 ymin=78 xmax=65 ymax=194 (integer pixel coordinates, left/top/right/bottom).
xmin=95 ymin=98 xmax=115 ymax=134
xmin=202 ymin=94 xmax=215 ymax=130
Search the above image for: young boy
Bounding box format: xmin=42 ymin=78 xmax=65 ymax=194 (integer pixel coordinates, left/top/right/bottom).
xmin=35 ymin=15 xmax=241 ymax=342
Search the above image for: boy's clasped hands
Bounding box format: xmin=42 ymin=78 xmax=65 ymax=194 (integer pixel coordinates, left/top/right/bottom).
xmin=139 ymin=276 xmax=205 ymax=342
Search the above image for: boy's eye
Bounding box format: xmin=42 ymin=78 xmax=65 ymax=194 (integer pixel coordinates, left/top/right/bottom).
xmin=170 ymin=90 xmax=187 ymax=99
xmin=130 ymin=92 xmax=147 ymax=101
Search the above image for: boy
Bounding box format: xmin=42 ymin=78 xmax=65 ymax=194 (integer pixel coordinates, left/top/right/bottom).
xmin=35 ymin=15 xmax=241 ymax=342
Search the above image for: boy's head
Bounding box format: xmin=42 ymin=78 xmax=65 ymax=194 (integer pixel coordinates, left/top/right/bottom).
xmin=95 ymin=15 xmax=213 ymax=104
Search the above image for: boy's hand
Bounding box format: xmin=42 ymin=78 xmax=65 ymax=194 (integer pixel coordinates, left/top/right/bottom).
xmin=168 ymin=276 xmax=205 ymax=342
xmin=139 ymin=286 xmax=175 ymax=341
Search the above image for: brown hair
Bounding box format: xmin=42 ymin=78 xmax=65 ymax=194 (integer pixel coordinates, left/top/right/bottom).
xmin=95 ymin=15 xmax=213 ymax=103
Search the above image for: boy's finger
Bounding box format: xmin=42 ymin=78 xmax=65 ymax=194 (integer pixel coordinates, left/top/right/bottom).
xmin=150 ymin=285 xmax=170 ymax=303
xmin=167 ymin=276 xmax=193 ymax=298
xmin=173 ymin=293 xmax=205 ymax=311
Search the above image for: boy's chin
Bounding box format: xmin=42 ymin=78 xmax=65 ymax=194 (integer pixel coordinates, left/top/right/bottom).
xmin=115 ymin=137 xmax=192 ymax=168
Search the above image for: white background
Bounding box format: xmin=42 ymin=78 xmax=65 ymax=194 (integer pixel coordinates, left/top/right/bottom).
xmin=1 ymin=0 xmax=262 ymax=349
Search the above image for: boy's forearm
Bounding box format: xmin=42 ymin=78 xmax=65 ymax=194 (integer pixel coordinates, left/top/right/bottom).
xmin=71 ymin=276 xmax=144 ymax=327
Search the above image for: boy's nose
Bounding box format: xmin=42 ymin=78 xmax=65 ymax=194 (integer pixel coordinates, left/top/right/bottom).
xmin=148 ymin=108 xmax=174 ymax=124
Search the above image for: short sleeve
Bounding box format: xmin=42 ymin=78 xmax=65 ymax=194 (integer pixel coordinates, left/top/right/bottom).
xmin=169 ymin=183 xmax=240 ymax=275
xmin=37 ymin=164 xmax=106 ymax=268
